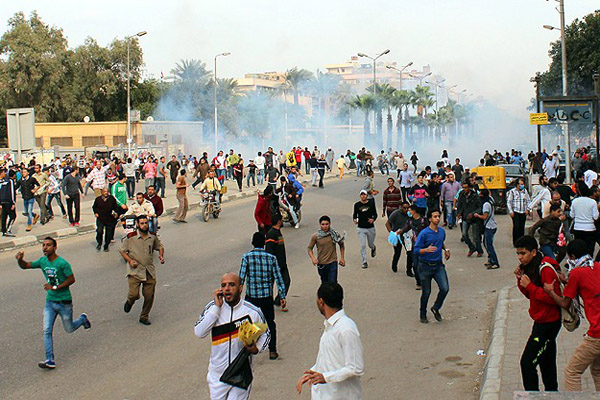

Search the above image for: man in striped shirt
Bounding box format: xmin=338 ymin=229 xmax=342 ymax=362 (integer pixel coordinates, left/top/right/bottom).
xmin=507 ymin=177 xmax=531 ymax=246
xmin=86 ymin=162 xmax=108 ymax=197
xmin=239 ymin=232 xmax=286 ymax=360
xmin=382 ymin=177 xmax=402 ymax=218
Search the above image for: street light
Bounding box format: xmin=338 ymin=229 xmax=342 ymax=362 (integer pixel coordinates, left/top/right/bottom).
xmin=126 ymin=30 xmax=147 ymax=157
xmin=386 ymin=61 xmax=413 ymax=90
xmin=214 ymin=52 xmax=231 ymax=155
xmin=426 ymin=78 xmax=446 ymax=111
xmin=544 ymin=0 xmax=570 ymax=181
xmin=409 ymin=72 xmax=432 ymax=87
xmin=358 ymin=49 xmax=391 ymax=140
xmin=440 ymin=84 xmax=457 ymax=106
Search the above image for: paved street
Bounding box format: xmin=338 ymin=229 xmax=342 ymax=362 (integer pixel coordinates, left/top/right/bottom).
xmin=0 ymin=174 xmax=532 ymax=399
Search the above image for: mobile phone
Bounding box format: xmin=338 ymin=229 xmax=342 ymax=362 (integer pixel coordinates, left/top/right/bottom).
xmin=217 ymin=292 xmax=224 ymax=298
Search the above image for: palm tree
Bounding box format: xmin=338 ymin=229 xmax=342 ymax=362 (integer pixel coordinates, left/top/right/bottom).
xmin=331 ymin=82 xmax=356 ymax=122
xmin=349 ymin=94 xmax=376 ymax=147
xmin=285 ymin=67 xmax=314 ymax=105
xmin=171 ymin=59 xmax=211 ymax=84
xmin=376 ymin=84 xmax=397 ymax=150
xmin=390 ymin=89 xmax=412 ymax=147
xmin=310 ymin=71 xmax=341 ymax=141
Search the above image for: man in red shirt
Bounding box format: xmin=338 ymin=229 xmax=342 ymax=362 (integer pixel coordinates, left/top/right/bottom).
xmin=294 ymin=147 xmax=303 ymax=172
xmin=254 ymin=185 xmax=273 ymax=235
xmin=144 ymin=185 xmax=163 ymax=234
xmin=303 ymin=147 xmax=312 ymax=174
xmin=544 ymin=239 xmax=600 ymax=391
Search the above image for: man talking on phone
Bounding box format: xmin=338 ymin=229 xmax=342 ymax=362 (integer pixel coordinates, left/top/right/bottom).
xmin=195 ymin=273 xmax=269 ymax=399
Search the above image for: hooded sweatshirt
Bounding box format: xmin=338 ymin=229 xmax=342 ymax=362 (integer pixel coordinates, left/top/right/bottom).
xmin=517 ymin=254 xmax=562 ymax=323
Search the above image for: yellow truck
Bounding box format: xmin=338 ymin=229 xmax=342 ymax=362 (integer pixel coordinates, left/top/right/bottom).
xmin=470 ymin=166 xmax=508 ymax=213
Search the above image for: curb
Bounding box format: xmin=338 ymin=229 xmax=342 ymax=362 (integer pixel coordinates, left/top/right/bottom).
xmin=0 ymin=173 xmax=339 ymax=252
xmin=479 ymin=286 xmax=511 ymax=400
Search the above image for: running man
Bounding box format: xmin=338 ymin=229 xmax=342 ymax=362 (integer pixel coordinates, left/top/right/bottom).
xmin=16 ymin=237 xmax=91 ymax=369
xmin=353 ymin=190 xmax=377 ymax=269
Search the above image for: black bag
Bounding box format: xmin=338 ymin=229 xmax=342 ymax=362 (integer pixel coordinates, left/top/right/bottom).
xmin=219 ymin=348 xmax=253 ymax=389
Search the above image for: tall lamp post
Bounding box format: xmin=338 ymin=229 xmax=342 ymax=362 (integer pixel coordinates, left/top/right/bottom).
xmin=440 ymin=84 xmax=457 ymax=106
xmin=358 ymin=50 xmax=391 ymax=141
xmin=214 ymin=52 xmax=231 ymax=156
xmin=544 ymin=0 xmax=571 ymax=181
xmin=425 ymin=78 xmax=445 ymax=111
xmin=126 ymin=31 xmax=147 ymax=157
xmin=386 ymin=61 xmax=413 ymax=90
xmin=409 ymin=72 xmax=432 ymax=87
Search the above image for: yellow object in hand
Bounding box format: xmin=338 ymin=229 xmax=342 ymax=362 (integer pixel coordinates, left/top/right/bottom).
xmin=238 ymin=321 xmax=267 ymax=346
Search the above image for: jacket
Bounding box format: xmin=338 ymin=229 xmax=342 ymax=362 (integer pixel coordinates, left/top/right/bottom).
xmin=194 ymin=299 xmax=269 ymax=374
xmin=0 ymin=178 xmax=16 ymax=204
xmin=456 ymin=189 xmax=481 ymax=220
xmin=125 ymin=199 xmax=156 ymax=217
xmin=254 ymin=195 xmax=272 ymax=226
xmin=517 ymin=255 xmax=562 ymax=323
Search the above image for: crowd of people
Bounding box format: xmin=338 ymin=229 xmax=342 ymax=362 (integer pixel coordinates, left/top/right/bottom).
xmin=7 ymin=140 xmax=600 ymax=398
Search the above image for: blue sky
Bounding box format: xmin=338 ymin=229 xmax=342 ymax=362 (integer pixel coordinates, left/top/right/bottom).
xmin=3 ymin=0 xmax=598 ymax=116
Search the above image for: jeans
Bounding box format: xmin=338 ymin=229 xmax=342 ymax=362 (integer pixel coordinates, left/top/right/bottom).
xmin=418 ymin=261 xmax=449 ymax=318
xmin=66 ymin=194 xmax=81 ymax=224
xmin=217 ymin=169 xmax=226 ymax=181
xmin=540 ymin=244 xmax=557 ymax=260
xmin=520 ymin=320 xmax=561 ymax=391
xmin=310 ymin=168 xmax=318 ymax=186
xmin=379 ymin=164 xmax=389 ymax=175
xmin=23 ymin=198 xmax=35 ymax=225
xmin=318 ymin=169 xmax=325 ymax=187
xmin=227 ymin=166 xmax=233 ymax=180
xmin=462 ymin=220 xmax=483 ymax=253
xmin=357 ymin=227 xmax=376 ymax=265
xmin=126 ymin=177 xmax=136 ymax=198
xmin=257 ymin=169 xmax=265 ymax=185
xmin=155 ymin=176 xmax=165 ymax=197
xmin=356 ymin=161 xmax=363 ymax=177
xmin=484 ymin=227 xmax=500 ymax=266
xmin=144 ymin=177 xmax=155 ymax=190
xmin=43 ymin=300 xmax=86 ymax=362
xmin=246 ymin=173 xmax=256 ymax=187
xmin=317 ymin=262 xmax=338 ymax=283
xmin=246 ymin=296 xmax=277 ymax=353
xmin=148 ymin=216 xmax=158 ymax=234
xmin=444 ymin=200 xmax=456 ymax=226
xmin=46 ymin=192 xmax=66 ymax=217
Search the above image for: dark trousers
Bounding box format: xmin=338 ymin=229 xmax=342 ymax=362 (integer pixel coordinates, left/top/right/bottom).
xmin=400 ymin=187 xmax=410 ymax=202
xmin=66 ymin=194 xmax=81 ymax=224
xmin=246 ymin=296 xmax=277 ymax=353
xmin=96 ymin=220 xmax=116 ymax=249
xmin=392 ymin=243 xmax=402 ymax=272
xmin=234 ymin=172 xmax=243 ymax=190
xmin=126 ymin=177 xmax=135 ymax=198
xmin=274 ymin=265 xmax=291 ymax=304
xmin=411 ymin=251 xmax=421 ymax=285
xmin=155 ymin=176 xmax=165 ymax=197
xmin=318 ymin=169 xmax=325 ymax=187
xmin=574 ymin=230 xmax=596 ymax=256
xmin=462 ymin=220 xmax=483 ymax=253
xmin=520 ymin=320 xmax=561 ymax=391
xmin=46 ymin=192 xmax=66 ymax=217
xmin=512 ymin=212 xmax=527 ymax=246
xmin=318 ymin=261 xmax=338 ymax=283
xmin=1 ymin=202 xmax=16 ymax=233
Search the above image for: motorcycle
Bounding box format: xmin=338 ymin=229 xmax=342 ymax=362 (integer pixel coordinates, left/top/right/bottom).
xmin=279 ymin=192 xmax=301 ymax=227
xmin=200 ymin=191 xmax=221 ymax=222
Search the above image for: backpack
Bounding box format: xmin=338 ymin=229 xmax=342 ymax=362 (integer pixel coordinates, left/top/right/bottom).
xmin=539 ymin=262 xmax=580 ymax=332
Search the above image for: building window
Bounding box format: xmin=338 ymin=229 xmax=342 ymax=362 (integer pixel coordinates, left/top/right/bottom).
xmin=36 ymin=137 xmax=44 ymax=147
xmin=82 ymin=136 xmax=104 ymax=146
xmin=50 ymin=137 xmax=73 ymax=147
xmin=112 ymin=136 xmax=127 ymax=145
xmin=144 ymin=135 xmax=157 ymax=145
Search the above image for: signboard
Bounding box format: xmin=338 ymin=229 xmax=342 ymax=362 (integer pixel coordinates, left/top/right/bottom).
xmin=7 ymin=108 xmax=36 ymax=152
xmin=542 ymin=101 xmax=594 ymax=124
xmin=130 ymin=109 xmax=141 ymax=122
xmin=530 ymin=113 xmax=548 ymax=125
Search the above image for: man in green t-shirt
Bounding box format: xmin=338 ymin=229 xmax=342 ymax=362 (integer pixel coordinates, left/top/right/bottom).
xmin=16 ymin=237 xmax=91 ymax=369
xmin=111 ymin=173 xmax=129 ymax=212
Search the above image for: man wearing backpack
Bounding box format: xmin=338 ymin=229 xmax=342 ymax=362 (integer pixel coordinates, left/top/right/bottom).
xmin=544 ymin=239 xmax=600 ymax=391
xmin=514 ymin=235 xmax=562 ymax=392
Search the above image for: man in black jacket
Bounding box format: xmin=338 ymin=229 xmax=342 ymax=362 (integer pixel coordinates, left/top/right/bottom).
xmin=456 ymin=182 xmax=483 ymax=257
xmin=92 ymin=188 xmax=120 ymax=252
xmin=0 ymin=168 xmax=17 ymax=237
xmin=353 ymin=190 xmax=377 ymax=269
xmin=61 ymin=167 xmax=85 ymax=226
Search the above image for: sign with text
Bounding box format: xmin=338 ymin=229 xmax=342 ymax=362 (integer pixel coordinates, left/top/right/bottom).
xmin=542 ymin=101 xmax=594 ymax=124
xmin=530 ymin=113 xmax=548 ymax=125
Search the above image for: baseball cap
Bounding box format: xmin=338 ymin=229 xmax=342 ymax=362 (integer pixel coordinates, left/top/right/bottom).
xmin=360 ymin=189 xmax=368 ymax=195
xmin=64 ymin=167 xmax=72 ymax=174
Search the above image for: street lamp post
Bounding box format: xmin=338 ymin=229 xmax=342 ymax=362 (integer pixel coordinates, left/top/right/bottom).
xmin=126 ymin=31 xmax=147 ymax=157
xmin=440 ymin=84 xmax=457 ymax=106
xmin=358 ymin=50 xmax=390 ymax=143
xmin=409 ymin=72 xmax=432 ymax=87
xmin=214 ymin=52 xmax=231 ymax=156
xmin=386 ymin=61 xmax=413 ymax=91
xmin=544 ymin=0 xmax=571 ymax=181
xmin=425 ymin=78 xmax=445 ymax=111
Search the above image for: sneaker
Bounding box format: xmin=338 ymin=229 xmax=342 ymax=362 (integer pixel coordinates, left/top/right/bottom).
xmin=62 ymin=214 xmax=67 ymax=219
xmin=3 ymin=232 xmax=15 ymax=237
xmin=431 ymin=307 xmax=443 ymax=322
xmin=103 ymin=247 xmax=109 ymax=252
xmin=406 ymin=270 xmax=414 ymax=277
xmin=74 ymin=223 xmax=80 ymax=227
xmin=362 ymin=263 xmax=368 ymax=269
xmin=484 ymin=262 xmax=492 ymax=267
xmin=294 ymin=223 xmax=300 ymax=229
xmin=124 ymin=301 xmax=133 ymax=313
xmin=371 ymin=246 xmax=376 ymax=258
xmin=269 ymin=352 xmax=279 ymax=360
xmin=96 ymin=244 xmax=101 ymax=251
xmin=81 ymin=313 xmax=91 ymax=330
xmin=392 ymin=266 xmax=397 ymax=273
xmin=139 ymin=319 xmax=151 ymax=326
xmin=420 ymin=317 xmax=429 ymax=324
xmin=487 ymin=264 xmax=500 ymax=270
xmin=477 ymin=252 xmax=483 ymax=258
xmin=467 ymin=250 xmax=475 ymax=257
xmin=33 ymin=214 xmax=39 ymax=225
xmin=69 ymin=223 xmax=74 ymax=227
xmin=38 ymin=360 xmax=56 ymax=369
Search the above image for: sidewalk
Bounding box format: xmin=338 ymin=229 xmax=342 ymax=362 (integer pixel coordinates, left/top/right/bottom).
xmin=0 ymin=171 xmax=340 ymax=252
xmin=480 ymin=285 xmax=596 ymax=400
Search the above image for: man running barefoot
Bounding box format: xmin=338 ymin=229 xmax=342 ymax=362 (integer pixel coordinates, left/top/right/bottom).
xmin=16 ymin=237 xmax=91 ymax=369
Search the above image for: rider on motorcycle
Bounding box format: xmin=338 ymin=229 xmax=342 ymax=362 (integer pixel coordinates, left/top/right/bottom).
xmin=287 ymin=166 xmax=304 ymax=210
xmin=198 ymin=170 xmax=222 ymax=211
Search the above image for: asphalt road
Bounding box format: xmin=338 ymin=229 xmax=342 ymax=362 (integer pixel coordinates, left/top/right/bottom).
xmin=0 ymin=175 xmax=519 ymax=399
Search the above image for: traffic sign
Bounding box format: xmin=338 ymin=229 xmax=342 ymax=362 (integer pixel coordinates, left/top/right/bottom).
xmin=530 ymin=113 xmax=549 ymax=125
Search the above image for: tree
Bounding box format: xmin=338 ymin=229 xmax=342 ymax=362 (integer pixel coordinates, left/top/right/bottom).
xmin=309 ymin=70 xmax=340 ymax=140
xmin=539 ymin=11 xmax=600 ymax=96
xmin=285 ymin=67 xmax=313 ymax=106
xmin=375 ymin=83 xmax=397 ymax=150
xmin=349 ymin=94 xmax=375 ymax=147
xmin=390 ymin=89 xmax=413 ymax=146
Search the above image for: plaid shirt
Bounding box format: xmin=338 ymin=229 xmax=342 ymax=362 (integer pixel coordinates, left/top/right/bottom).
xmin=86 ymin=166 xmax=108 ymax=189
xmin=507 ymin=187 xmax=531 ymax=214
xmin=240 ymin=248 xmax=286 ymax=299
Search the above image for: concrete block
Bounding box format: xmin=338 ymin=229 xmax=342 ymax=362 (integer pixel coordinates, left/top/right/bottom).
xmin=56 ymin=227 xmax=77 ymax=237
xmin=11 ymin=236 xmax=39 ymax=247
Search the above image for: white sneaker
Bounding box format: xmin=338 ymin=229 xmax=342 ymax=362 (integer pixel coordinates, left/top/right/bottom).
xmin=294 ymin=223 xmax=300 ymax=229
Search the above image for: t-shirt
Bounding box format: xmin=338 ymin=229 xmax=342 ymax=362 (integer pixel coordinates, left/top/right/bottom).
xmin=31 ymin=256 xmax=73 ymax=301
xmin=388 ymin=209 xmax=409 ymax=232
xmin=143 ymin=162 xmax=157 ymax=179
xmin=353 ymin=201 xmax=377 ymax=228
xmin=307 ymin=233 xmax=339 ymax=265
xmin=451 ymin=164 xmax=464 ymax=182
xmin=157 ymin=161 xmax=166 ymax=177
xmin=255 ymin=156 xmax=266 ymax=170
xmin=563 ymin=264 xmax=600 ymax=338
xmin=482 ymin=201 xmax=497 ymax=229
xmin=336 ymin=158 xmax=346 ymax=169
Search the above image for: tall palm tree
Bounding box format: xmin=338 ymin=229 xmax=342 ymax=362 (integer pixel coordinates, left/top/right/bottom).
xmin=349 ymin=94 xmax=376 ymax=147
xmin=285 ymin=67 xmax=314 ymax=105
xmin=310 ymin=71 xmax=341 ymax=141
xmin=376 ymin=83 xmax=397 ymax=150
xmin=171 ymin=59 xmax=211 ymax=84
xmin=390 ymin=89 xmax=413 ymax=147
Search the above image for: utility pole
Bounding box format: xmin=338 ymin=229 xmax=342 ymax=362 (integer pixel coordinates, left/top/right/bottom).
xmin=559 ymin=0 xmax=572 ymax=182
